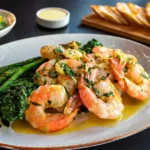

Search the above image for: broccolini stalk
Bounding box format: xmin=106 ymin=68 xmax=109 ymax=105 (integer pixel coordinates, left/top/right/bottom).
xmin=0 ymin=58 xmax=45 ymax=94
xmin=0 ymin=56 xmax=41 ymax=75
xmin=0 ymin=67 xmax=20 ymax=86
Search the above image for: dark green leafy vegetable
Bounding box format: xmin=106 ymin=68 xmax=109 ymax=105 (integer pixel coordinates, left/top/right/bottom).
xmin=0 ymin=58 xmax=45 ymax=94
xmin=82 ymin=39 xmax=103 ymax=53
xmin=0 ymin=80 xmax=38 ymax=124
xmin=0 ymin=57 xmax=41 ymax=75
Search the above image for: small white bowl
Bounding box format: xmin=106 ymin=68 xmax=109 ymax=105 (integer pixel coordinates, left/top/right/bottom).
xmin=36 ymin=7 xmax=70 ymax=29
xmin=0 ymin=9 xmax=16 ymax=38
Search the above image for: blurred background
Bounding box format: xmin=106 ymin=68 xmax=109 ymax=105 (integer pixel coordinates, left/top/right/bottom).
xmin=0 ymin=0 xmax=149 ymax=45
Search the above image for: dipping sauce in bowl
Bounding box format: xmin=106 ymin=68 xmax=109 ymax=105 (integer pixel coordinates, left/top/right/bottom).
xmin=38 ymin=8 xmax=67 ymax=20
xmin=36 ymin=7 xmax=70 ymax=29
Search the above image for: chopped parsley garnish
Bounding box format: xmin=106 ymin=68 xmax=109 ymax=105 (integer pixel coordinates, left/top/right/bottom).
xmin=30 ymin=101 xmax=41 ymax=106
xmin=124 ymin=68 xmax=128 ymax=73
xmin=85 ymin=78 xmax=94 ymax=88
xmin=55 ymin=58 xmax=60 ymax=64
xmin=78 ymin=63 xmax=86 ymax=69
xmin=93 ymin=87 xmax=100 ymax=96
xmin=88 ymin=68 xmax=92 ymax=74
xmin=48 ymin=70 xmax=58 ymax=78
xmin=103 ymin=91 xmax=113 ymax=97
xmin=82 ymin=39 xmax=103 ymax=53
xmin=33 ymin=72 xmax=41 ymax=80
xmin=116 ymin=55 xmax=120 ymax=60
xmin=55 ymin=47 xmax=63 ymax=53
xmin=60 ymin=63 xmax=77 ymax=76
xmin=142 ymin=73 xmax=149 ymax=79
xmin=101 ymin=76 xmax=106 ymax=80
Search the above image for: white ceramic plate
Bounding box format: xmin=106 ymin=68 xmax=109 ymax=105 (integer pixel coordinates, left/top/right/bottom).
xmin=0 ymin=9 xmax=16 ymax=38
xmin=0 ymin=34 xmax=150 ymax=149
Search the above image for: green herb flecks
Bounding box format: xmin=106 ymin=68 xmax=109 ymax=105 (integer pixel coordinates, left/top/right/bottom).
xmin=124 ymin=68 xmax=128 ymax=73
xmin=103 ymin=91 xmax=113 ymax=97
xmin=48 ymin=70 xmax=58 ymax=78
xmin=55 ymin=47 xmax=63 ymax=53
xmin=101 ymin=76 xmax=106 ymax=80
xmin=85 ymin=78 xmax=94 ymax=88
xmin=88 ymin=68 xmax=92 ymax=74
xmin=33 ymin=72 xmax=41 ymax=80
xmin=82 ymin=39 xmax=103 ymax=53
xmin=30 ymin=101 xmax=41 ymax=106
xmin=60 ymin=63 xmax=77 ymax=77
xmin=78 ymin=63 xmax=86 ymax=69
xmin=142 ymin=73 xmax=149 ymax=79
xmin=93 ymin=87 xmax=100 ymax=97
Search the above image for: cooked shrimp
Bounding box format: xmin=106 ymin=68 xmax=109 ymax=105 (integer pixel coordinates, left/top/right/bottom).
xmin=41 ymin=41 xmax=82 ymax=60
xmin=64 ymin=92 xmax=82 ymax=114
xmin=33 ymin=59 xmax=58 ymax=85
xmin=92 ymin=46 xmax=137 ymax=67
xmin=61 ymin=41 xmax=81 ymax=50
xmin=110 ymin=58 xmax=150 ymax=100
xmin=25 ymin=85 xmax=79 ymax=132
xmin=55 ymin=59 xmax=82 ymax=76
xmin=63 ymin=48 xmax=83 ymax=60
xmin=40 ymin=45 xmax=64 ymax=60
xmin=78 ymin=77 xmax=124 ymax=119
xmin=57 ymin=75 xmax=78 ymax=95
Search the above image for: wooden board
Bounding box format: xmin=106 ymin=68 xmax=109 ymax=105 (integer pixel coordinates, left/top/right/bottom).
xmin=82 ymin=13 xmax=150 ymax=45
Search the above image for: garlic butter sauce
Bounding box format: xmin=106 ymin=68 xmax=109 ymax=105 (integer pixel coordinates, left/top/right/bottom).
xmin=39 ymin=9 xmax=67 ymax=20
xmin=12 ymin=92 xmax=148 ymax=135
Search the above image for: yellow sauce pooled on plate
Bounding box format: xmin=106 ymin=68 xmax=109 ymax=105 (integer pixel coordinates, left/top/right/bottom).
xmin=39 ymin=9 xmax=67 ymax=20
xmin=12 ymin=93 xmax=148 ymax=135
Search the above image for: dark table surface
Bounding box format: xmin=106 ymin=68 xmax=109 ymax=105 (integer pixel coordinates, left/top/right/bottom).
xmin=1 ymin=0 xmax=150 ymax=150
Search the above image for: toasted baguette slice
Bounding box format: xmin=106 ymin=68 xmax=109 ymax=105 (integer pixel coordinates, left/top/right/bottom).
xmin=91 ymin=5 xmax=128 ymax=25
xmin=146 ymin=2 xmax=150 ymax=20
xmin=91 ymin=5 xmax=105 ymax=19
xmin=116 ymin=2 xmax=142 ymax=25
xmin=108 ymin=6 xmax=129 ymax=25
xmin=127 ymin=3 xmax=150 ymax=27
